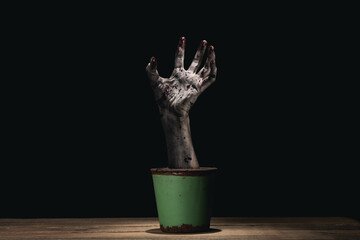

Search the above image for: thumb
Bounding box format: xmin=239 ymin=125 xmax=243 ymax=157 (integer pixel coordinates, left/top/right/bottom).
xmin=146 ymin=56 xmax=160 ymax=82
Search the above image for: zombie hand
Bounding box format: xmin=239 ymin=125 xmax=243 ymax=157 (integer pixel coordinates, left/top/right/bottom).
xmin=146 ymin=37 xmax=217 ymax=117
xmin=146 ymin=37 xmax=217 ymax=169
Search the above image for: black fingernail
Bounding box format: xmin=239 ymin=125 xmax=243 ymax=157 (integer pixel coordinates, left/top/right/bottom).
xmin=150 ymin=56 xmax=156 ymax=69
xmin=208 ymin=45 xmax=214 ymax=53
xmin=200 ymin=40 xmax=207 ymax=50
xmin=178 ymin=36 xmax=186 ymax=48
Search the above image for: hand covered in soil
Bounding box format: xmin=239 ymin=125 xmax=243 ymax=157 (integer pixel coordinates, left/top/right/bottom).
xmin=146 ymin=37 xmax=217 ymax=117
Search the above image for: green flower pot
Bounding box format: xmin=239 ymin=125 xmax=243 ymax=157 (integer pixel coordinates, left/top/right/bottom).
xmin=150 ymin=167 xmax=217 ymax=233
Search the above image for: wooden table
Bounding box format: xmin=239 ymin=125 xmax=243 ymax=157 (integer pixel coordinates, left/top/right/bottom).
xmin=1 ymin=217 xmax=359 ymax=239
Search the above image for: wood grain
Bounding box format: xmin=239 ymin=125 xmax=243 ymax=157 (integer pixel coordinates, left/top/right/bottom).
xmin=0 ymin=217 xmax=359 ymax=239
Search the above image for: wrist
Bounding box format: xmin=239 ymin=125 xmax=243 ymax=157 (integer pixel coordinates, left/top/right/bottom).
xmin=159 ymin=108 xmax=199 ymax=169
xmin=160 ymin=108 xmax=188 ymax=121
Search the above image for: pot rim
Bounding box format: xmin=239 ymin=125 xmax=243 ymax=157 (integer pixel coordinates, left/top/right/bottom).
xmin=150 ymin=167 xmax=218 ymax=176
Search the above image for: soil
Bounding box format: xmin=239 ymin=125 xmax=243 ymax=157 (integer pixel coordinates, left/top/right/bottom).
xmin=150 ymin=167 xmax=218 ymax=176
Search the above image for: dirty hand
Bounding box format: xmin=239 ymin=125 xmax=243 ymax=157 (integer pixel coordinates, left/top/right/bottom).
xmin=146 ymin=37 xmax=217 ymax=117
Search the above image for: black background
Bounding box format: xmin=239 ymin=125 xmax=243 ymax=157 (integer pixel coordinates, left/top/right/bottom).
xmin=2 ymin=3 xmax=358 ymax=219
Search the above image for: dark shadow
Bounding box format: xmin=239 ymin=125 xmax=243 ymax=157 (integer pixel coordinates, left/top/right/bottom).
xmin=146 ymin=228 xmax=222 ymax=235
xmin=349 ymin=217 xmax=360 ymax=222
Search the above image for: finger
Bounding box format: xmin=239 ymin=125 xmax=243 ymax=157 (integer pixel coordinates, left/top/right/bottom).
xmin=146 ymin=56 xmax=160 ymax=83
xmin=188 ymin=40 xmax=207 ymax=73
xmin=174 ymin=36 xmax=186 ymax=69
xmin=200 ymin=59 xmax=217 ymax=92
xmin=198 ymin=45 xmax=215 ymax=78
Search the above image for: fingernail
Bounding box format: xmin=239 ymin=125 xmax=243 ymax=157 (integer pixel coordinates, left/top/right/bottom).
xmin=178 ymin=36 xmax=186 ymax=48
xmin=208 ymin=45 xmax=214 ymax=53
xmin=200 ymin=40 xmax=207 ymax=50
xmin=210 ymin=59 xmax=215 ymax=64
xmin=150 ymin=56 xmax=156 ymax=69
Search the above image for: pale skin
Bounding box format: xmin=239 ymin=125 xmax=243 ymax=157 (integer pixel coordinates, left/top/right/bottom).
xmin=146 ymin=37 xmax=217 ymax=169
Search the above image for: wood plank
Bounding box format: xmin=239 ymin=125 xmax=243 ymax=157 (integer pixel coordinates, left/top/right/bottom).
xmin=0 ymin=217 xmax=359 ymax=239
